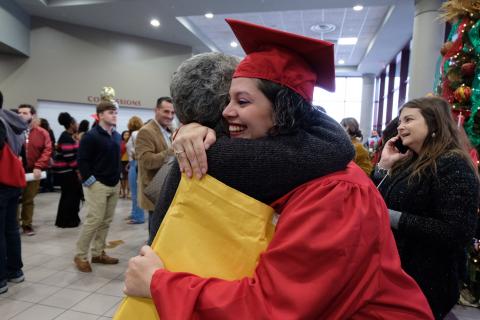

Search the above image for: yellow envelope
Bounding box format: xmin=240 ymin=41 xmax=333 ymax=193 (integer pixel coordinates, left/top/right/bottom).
xmin=113 ymin=174 xmax=275 ymax=320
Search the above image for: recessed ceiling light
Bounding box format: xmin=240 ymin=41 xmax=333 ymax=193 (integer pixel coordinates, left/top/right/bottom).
xmin=205 ymin=12 xmax=214 ymax=19
xmin=338 ymin=37 xmax=358 ymax=45
xmin=310 ymin=23 xmax=336 ymax=34
xmin=230 ymin=41 xmax=238 ymax=48
xmin=150 ymin=19 xmax=160 ymax=27
xmin=353 ymin=5 xmax=364 ymax=11
xmin=338 ymin=59 xmax=345 ymax=65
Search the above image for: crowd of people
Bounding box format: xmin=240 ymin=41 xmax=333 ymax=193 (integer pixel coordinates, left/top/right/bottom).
xmin=0 ymin=18 xmax=479 ymax=320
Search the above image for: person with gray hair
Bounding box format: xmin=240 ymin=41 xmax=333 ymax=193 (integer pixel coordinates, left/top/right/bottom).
xmin=170 ymin=52 xmax=240 ymax=128
xmin=148 ymin=52 xmax=354 ymax=242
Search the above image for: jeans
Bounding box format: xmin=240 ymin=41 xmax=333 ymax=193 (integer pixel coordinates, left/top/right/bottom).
xmin=128 ymin=160 xmax=144 ymax=223
xmin=0 ymin=185 xmax=23 ymax=281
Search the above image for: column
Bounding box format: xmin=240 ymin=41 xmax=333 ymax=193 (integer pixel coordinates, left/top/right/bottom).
xmin=360 ymin=73 xmax=375 ymax=143
xmin=408 ymin=0 xmax=444 ymax=100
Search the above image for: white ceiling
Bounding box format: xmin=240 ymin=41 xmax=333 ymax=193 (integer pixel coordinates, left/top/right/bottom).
xmin=11 ymin=0 xmax=416 ymax=76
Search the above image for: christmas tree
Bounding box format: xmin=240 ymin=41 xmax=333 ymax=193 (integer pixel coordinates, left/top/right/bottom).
xmin=434 ymin=0 xmax=480 ymax=147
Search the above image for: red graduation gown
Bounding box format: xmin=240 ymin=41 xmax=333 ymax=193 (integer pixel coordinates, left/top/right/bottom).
xmin=150 ymin=163 xmax=433 ymax=319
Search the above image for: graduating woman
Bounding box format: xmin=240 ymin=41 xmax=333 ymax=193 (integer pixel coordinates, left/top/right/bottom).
xmin=124 ymin=19 xmax=433 ymax=319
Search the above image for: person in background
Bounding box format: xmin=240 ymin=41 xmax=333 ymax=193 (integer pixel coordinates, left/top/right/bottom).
xmin=125 ymin=116 xmax=144 ymax=224
xmin=77 ymin=119 xmax=90 ymax=141
xmin=39 ymin=118 xmax=56 ymax=192
xmin=0 ymin=91 xmax=28 ymax=294
xmin=366 ymin=129 xmax=380 ymax=157
xmin=370 ymin=117 xmax=400 ymax=168
xmin=53 ymin=112 xmax=82 ymax=228
xmin=340 ymin=117 xmax=372 ymax=175
xmin=136 ymin=97 xmax=174 ymax=230
xmin=75 ymin=101 xmax=121 ymax=272
xmin=17 ymin=104 xmax=52 ymax=236
xmin=119 ymin=130 xmax=130 ymax=199
xmin=372 ymin=97 xmax=479 ymax=319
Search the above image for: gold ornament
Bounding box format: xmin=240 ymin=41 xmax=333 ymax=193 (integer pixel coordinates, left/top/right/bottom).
xmin=440 ymin=0 xmax=480 ymax=22
xmin=100 ymin=86 xmax=116 ymax=103
xmin=454 ymin=85 xmax=472 ymax=103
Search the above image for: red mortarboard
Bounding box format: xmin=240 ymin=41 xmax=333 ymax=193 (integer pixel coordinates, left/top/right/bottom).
xmin=226 ymin=18 xmax=335 ymax=102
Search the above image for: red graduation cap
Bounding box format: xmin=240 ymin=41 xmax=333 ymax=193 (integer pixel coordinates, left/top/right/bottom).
xmin=226 ymin=18 xmax=335 ymax=102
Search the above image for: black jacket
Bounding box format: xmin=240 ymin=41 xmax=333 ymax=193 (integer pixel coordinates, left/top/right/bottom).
xmin=77 ymin=125 xmax=121 ymax=187
xmin=150 ymin=110 xmax=355 ymax=242
xmin=0 ymin=120 xmax=5 ymax=150
xmin=375 ymin=154 xmax=479 ymax=319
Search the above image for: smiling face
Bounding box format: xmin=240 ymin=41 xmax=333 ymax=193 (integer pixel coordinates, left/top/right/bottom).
xmin=397 ymin=107 xmax=430 ymax=154
xmin=155 ymin=101 xmax=175 ymax=128
xmin=222 ymin=77 xmax=274 ymax=139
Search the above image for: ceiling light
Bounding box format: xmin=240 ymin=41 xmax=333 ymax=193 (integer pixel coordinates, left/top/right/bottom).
xmin=338 ymin=37 xmax=357 ymax=45
xmin=205 ymin=12 xmax=214 ymax=19
xmin=150 ymin=19 xmax=160 ymax=28
xmin=353 ymin=5 xmax=364 ymax=11
xmin=230 ymin=41 xmax=238 ymax=48
xmin=338 ymin=59 xmax=345 ymax=65
xmin=310 ymin=23 xmax=336 ymax=34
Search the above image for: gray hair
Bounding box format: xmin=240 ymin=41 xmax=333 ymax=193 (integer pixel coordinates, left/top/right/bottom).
xmin=170 ymin=52 xmax=240 ymax=127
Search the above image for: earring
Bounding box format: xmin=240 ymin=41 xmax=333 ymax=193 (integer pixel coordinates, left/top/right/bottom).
xmin=432 ymin=132 xmax=436 ymax=138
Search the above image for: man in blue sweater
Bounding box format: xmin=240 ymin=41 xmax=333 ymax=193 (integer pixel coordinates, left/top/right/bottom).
xmin=74 ymin=101 xmax=121 ymax=272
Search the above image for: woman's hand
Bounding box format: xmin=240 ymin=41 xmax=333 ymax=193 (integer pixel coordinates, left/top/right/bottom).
xmin=123 ymin=245 xmax=164 ymax=298
xmin=172 ymin=123 xmax=216 ymax=179
xmin=379 ymin=136 xmax=410 ymax=169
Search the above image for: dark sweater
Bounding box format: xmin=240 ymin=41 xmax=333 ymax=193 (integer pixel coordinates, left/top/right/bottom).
xmin=0 ymin=120 xmax=5 ymax=150
xmin=77 ymin=125 xmax=121 ymax=187
xmin=374 ymin=154 xmax=479 ymax=319
xmin=150 ymin=110 xmax=355 ymax=241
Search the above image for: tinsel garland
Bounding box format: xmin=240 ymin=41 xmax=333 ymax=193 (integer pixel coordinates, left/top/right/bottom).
xmin=465 ymin=20 xmax=480 ymax=145
xmin=440 ymin=0 xmax=480 ymax=22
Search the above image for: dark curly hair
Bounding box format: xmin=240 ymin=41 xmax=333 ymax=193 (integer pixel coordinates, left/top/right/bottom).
xmin=255 ymin=79 xmax=318 ymax=136
xmin=58 ymin=112 xmax=75 ymax=130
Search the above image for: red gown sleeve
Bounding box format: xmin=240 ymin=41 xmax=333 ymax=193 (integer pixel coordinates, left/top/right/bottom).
xmin=150 ymin=170 xmax=432 ymax=320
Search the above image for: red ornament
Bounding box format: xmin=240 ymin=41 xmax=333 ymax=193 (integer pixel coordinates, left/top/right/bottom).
xmin=454 ymin=86 xmax=472 ymax=103
xmin=461 ymin=62 xmax=476 ymax=77
xmin=451 ymin=108 xmax=472 ymax=127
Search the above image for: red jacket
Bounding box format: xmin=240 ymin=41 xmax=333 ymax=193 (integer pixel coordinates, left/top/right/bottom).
xmin=25 ymin=126 xmax=52 ymax=171
xmin=150 ymin=163 xmax=433 ymax=319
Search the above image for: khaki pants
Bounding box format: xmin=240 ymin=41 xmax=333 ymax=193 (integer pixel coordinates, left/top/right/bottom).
xmin=76 ymin=181 xmax=119 ymax=259
xmin=18 ymin=180 xmax=41 ymax=227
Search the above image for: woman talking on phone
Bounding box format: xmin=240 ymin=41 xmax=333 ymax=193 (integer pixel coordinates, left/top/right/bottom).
xmin=373 ymin=96 xmax=479 ymax=319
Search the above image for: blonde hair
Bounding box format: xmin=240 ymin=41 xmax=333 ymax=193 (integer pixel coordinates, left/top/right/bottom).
xmin=127 ymin=116 xmax=143 ymax=132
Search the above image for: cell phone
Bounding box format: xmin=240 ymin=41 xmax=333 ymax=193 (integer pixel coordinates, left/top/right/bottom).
xmin=394 ymin=138 xmax=409 ymax=154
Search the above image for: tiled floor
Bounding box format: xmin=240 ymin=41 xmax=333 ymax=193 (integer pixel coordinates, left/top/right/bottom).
xmin=1 ymin=191 xmax=480 ymax=319
xmin=0 ymin=191 xmax=146 ymax=320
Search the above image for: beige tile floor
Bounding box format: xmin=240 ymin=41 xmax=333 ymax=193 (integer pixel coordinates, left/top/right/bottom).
xmin=1 ymin=191 xmax=479 ymax=319
xmin=0 ymin=192 xmax=146 ymax=320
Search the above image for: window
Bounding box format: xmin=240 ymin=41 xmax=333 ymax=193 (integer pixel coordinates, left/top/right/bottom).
xmin=313 ymin=77 xmax=363 ymax=123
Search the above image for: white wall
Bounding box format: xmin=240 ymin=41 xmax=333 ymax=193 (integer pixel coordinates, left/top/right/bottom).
xmin=0 ymin=18 xmax=192 ymax=110
xmin=38 ymin=100 xmax=156 ymax=140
